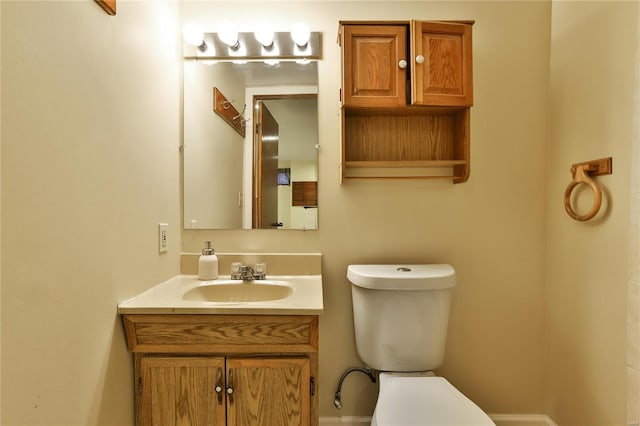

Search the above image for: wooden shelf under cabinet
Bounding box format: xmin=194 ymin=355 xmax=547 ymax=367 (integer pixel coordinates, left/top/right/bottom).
xmin=341 ymin=106 xmax=470 ymax=182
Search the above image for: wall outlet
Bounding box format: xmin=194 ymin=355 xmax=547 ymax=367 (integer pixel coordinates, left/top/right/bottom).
xmin=158 ymin=223 xmax=168 ymax=253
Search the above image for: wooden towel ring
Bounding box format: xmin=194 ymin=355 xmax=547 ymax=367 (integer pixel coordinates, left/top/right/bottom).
xmin=563 ymin=165 xmax=602 ymax=221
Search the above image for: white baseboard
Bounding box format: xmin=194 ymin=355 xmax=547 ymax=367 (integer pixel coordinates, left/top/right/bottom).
xmin=319 ymin=414 xmax=558 ymax=426
xmin=319 ymin=417 xmax=371 ymax=424
xmin=490 ymin=414 xmax=558 ymax=426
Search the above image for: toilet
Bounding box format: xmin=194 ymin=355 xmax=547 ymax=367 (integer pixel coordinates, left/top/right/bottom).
xmin=347 ymin=264 xmax=495 ymax=426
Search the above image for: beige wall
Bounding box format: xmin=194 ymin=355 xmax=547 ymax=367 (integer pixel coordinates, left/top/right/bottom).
xmin=629 ymin=5 xmax=640 ymax=422
xmin=545 ymin=1 xmax=639 ymax=425
xmin=181 ymin=0 xmax=551 ymax=417
xmin=0 ymin=1 xmax=3 ymax=421
xmin=0 ymin=2 xmax=3 ymax=421
xmin=1 ymin=1 xmax=181 ymax=424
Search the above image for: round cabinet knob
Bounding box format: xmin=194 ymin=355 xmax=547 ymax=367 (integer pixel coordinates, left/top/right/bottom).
xmin=215 ymin=385 xmax=223 ymax=393
xmin=227 ymin=387 xmax=234 ymax=395
xmin=415 ymin=55 xmax=425 ymax=64
xmin=398 ymin=59 xmax=407 ymax=69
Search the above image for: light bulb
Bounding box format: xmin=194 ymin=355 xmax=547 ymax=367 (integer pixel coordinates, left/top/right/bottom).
xmin=291 ymin=22 xmax=310 ymax=47
xmin=255 ymin=24 xmax=275 ymax=47
xmin=183 ymin=23 xmax=207 ymax=51
xmin=218 ymin=22 xmax=239 ymax=48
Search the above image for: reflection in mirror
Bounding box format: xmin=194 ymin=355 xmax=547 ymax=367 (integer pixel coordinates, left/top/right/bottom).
xmin=183 ymin=61 xmax=318 ymax=230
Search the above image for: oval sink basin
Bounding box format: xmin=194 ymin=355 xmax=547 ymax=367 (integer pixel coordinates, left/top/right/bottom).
xmin=182 ymin=280 xmax=293 ymax=303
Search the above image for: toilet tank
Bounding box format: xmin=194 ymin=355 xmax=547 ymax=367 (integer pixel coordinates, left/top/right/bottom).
xmin=348 ymin=264 xmax=455 ymax=372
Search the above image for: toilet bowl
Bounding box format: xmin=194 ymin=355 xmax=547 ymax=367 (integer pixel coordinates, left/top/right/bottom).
xmin=372 ymin=373 xmax=494 ymax=426
xmin=347 ymin=264 xmax=495 ymax=426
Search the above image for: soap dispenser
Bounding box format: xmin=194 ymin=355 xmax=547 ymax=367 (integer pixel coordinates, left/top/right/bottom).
xmin=198 ymin=241 xmax=218 ymax=280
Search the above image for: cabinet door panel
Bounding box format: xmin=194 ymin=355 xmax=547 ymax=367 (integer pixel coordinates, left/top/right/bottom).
xmin=140 ymin=357 xmax=225 ymax=426
xmin=227 ymin=357 xmax=311 ymax=426
xmin=412 ymin=21 xmax=473 ymax=106
xmin=342 ymin=25 xmax=407 ymax=107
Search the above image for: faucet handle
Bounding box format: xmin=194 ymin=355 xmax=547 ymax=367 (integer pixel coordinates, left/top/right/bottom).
xmin=230 ymin=262 xmax=242 ymax=274
xmin=230 ymin=262 xmax=244 ymax=280
xmin=254 ymin=263 xmax=266 ymax=279
xmin=254 ymin=263 xmax=266 ymax=274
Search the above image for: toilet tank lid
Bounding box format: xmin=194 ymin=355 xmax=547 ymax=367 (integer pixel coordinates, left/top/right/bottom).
xmin=347 ymin=264 xmax=456 ymax=290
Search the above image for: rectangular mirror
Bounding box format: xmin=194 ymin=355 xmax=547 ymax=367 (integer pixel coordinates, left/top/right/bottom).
xmin=183 ymin=60 xmax=319 ymax=230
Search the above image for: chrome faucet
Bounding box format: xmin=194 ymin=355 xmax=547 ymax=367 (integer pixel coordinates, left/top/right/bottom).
xmin=231 ymin=265 xmax=265 ymax=281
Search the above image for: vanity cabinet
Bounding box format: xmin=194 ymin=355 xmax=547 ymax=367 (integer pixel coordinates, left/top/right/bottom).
xmin=123 ymin=314 xmax=318 ymax=426
xmin=339 ymin=20 xmax=473 ymax=182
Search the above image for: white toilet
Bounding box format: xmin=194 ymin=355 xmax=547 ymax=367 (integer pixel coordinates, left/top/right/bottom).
xmin=347 ymin=264 xmax=495 ymax=426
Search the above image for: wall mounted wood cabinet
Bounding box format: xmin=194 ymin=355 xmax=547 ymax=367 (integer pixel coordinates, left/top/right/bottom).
xmin=123 ymin=314 xmax=319 ymax=426
xmin=339 ymin=20 xmax=473 ymax=182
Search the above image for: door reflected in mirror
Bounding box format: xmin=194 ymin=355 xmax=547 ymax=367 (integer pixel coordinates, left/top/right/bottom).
xmin=183 ymin=61 xmax=318 ymax=230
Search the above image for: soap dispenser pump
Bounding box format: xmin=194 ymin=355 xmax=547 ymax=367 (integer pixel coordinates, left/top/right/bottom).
xmin=198 ymin=241 xmax=218 ymax=280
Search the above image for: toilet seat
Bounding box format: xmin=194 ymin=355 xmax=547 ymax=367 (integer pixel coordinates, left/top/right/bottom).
xmin=372 ymin=373 xmax=495 ymax=426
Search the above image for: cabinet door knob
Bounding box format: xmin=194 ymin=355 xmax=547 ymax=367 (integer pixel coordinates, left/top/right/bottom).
xmin=398 ymin=59 xmax=407 ymax=69
xmin=226 ymin=368 xmax=234 ymax=403
xmin=215 ymin=367 xmax=224 ymax=404
xmin=415 ymin=54 xmax=425 ymax=64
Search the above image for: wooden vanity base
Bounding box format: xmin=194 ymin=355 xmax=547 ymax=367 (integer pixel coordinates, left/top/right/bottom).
xmin=122 ymin=314 xmax=319 ymax=426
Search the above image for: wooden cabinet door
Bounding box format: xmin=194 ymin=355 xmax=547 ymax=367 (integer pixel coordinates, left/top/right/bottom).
xmin=411 ymin=21 xmax=473 ymax=106
xmin=226 ymin=357 xmax=311 ymax=426
xmin=140 ymin=357 xmax=226 ymax=426
xmin=342 ymin=25 xmax=408 ymax=107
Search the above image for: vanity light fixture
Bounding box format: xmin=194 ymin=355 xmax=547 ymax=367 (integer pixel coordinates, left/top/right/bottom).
xmin=291 ymin=22 xmax=310 ymax=47
xmin=183 ymin=23 xmax=208 ymax=52
xmin=182 ymin=23 xmax=321 ymax=61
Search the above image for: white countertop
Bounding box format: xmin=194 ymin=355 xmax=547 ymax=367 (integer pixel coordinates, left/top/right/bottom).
xmin=118 ymin=274 xmax=324 ymax=315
